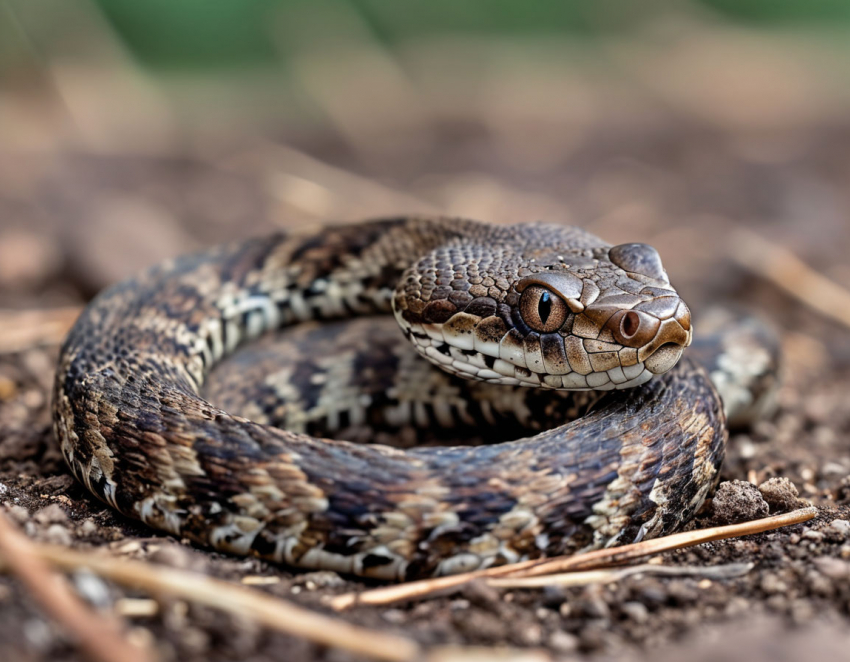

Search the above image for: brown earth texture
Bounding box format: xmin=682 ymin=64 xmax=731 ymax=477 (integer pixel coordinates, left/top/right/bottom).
xmin=2 ymin=113 xmax=850 ymax=662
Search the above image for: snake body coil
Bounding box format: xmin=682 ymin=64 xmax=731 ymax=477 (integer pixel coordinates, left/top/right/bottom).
xmin=53 ymin=218 xmax=728 ymax=580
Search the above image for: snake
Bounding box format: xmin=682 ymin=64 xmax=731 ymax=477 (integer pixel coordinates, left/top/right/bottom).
xmin=52 ymin=217 xmax=779 ymax=580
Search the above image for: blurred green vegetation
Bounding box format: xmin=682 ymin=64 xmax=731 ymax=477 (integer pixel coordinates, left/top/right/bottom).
xmin=89 ymin=0 xmax=850 ymax=70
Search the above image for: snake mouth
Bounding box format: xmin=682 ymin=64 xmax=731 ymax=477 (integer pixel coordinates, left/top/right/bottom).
xmin=634 ymin=300 xmax=693 ymax=368
xmin=644 ymin=342 xmax=685 ymax=375
xmin=396 ymin=288 xmax=694 ymax=390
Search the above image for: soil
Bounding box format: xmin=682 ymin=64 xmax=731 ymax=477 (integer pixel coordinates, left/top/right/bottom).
xmin=3 ymin=118 xmax=850 ymax=662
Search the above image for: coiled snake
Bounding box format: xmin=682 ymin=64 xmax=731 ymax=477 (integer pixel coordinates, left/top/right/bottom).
xmin=52 ymin=218 xmax=777 ymax=580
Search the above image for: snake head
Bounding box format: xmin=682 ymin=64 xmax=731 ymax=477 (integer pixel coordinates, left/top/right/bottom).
xmin=393 ymin=230 xmax=692 ymax=391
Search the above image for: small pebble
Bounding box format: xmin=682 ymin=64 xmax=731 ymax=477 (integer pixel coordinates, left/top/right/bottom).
xmin=541 ymin=585 xmax=566 ymax=609
xmin=621 ymin=601 xmax=649 ymax=624
xmin=148 ymin=544 xmax=192 ymax=569
xmin=760 ymin=573 xmax=788 ymax=594
xmin=813 ymin=556 xmax=850 ymax=580
xmin=5 ymin=505 xmax=29 ymax=525
xmin=34 ymin=504 xmax=68 ymax=526
xmin=127 ymin=627 xmax=156 ymax=651
xmin=578 ymin=624 xmax=608 ymax=651
xmin=667 ymin=580 xmax=699 ymax=604
xmin=788 ymin=545 xmax=809 ymax=560
xmin=73 ymin=570 xmax=112 ymax=609
xmin=178 ymin=627 xmax=209 ymax=655
xmin=821 ymin=462 xmax=846 ymax=477
xmin=828 ymin=519 xmax=850 ymax=539
xmin=294 ymin=570 xmax=344 ymax=589
xmin=449 ymin=599 xmax=470 ymax=611
xmin=0 ymin=376 xmax=17 ymax=401
xmin=724 ymin=596 xmax=750 ymax=616
xmin=548 ymin=630 xmax=579 ymax=654
xmin=78 ymin=519 xmax=99 ymax=536
xmin=762 ymin=541 xmax=785 ymax=561
xmin=44 ymin=524 xmax=71 ymax=546
xmin=381 ymin=609 xmax=406 ymax=625
xmin=512 ymin=621 xmax=543 ymax=647
xmin=636 ymin=581 xmax=667 ymax=606
xmin=765 ymin=594 xmax=789 ymax=613
xmin=790 ymin=599 xmax=815 ymax=624
xmin=452 ymin=609 xmax=505 ymax=641
xmin=460 ymin=579 xmax=502 ymax=610
xmin=835 ymin=477 xmax=850 ymax=503
xmin=23 ymin=618 xmax=54 ymax=651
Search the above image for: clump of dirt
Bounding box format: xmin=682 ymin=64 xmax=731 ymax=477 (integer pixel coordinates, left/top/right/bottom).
xmin=759 ymin=477 xmax=807 ymax=514
xmin=708 ymin=480 xmax=770 ymax=525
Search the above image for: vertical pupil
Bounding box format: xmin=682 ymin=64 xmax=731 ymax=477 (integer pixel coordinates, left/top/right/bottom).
xmin=538 ymin=291 xmax=552 ymax=324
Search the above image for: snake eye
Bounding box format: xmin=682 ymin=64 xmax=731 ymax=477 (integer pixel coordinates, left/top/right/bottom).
xmin=520 ymin=286 xmax=568 ymax=333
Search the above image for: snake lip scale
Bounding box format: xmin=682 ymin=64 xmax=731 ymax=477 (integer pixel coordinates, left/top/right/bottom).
xmin=53 ymin=217 xmax=734 ymax=580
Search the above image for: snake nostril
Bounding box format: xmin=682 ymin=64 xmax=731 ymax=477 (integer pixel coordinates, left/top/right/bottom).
xmin=620 ymin=311 xmax=641 ymax=339
xmin=607 ymin=309 xmax=660 ymax=348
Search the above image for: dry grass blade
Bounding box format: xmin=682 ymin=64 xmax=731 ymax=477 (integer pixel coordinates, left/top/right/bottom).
xmin=18 ymin=543 xmax=421 ymax=662
xmin=0 ymin=509 xmax=156 ymax=662
xmin=730 ymin=228 xmax=850 ymax=331
xmin=486 ymin=561 xmax=754 ymax=589
xmin=330 ymin=507 xmax=816 ymax=610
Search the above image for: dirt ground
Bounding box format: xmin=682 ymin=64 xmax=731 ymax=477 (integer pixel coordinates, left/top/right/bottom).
xmin=2 ymin=115 xmax=850 ymax=662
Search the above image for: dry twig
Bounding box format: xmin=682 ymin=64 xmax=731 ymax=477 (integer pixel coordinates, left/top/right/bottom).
xmin=330 ymin=507 xmax=816 ymax=610
xmin=730 ymin=228 xmax=850 ymax=331
xmin=1 ymin=537 xmax=562 ymax=662
xmin=0 ymin=509 xmax=156 ymax=662
xmin=12 ymin=541 xmax=421 ymax=662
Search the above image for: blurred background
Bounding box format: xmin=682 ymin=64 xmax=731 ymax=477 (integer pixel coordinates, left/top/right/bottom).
xmin=1 ymin=0 xmax=850 ymax=354
xmin=4 ymin=4 xmax=850 ymax=660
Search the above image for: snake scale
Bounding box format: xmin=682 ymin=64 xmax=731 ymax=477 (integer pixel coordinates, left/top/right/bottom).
xmin=52 ymin=217 xmax=777 ymax=580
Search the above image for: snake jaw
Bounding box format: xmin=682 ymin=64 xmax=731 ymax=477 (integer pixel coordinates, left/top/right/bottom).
xmin=413 ymin=307 xmax=690 ymax=394
xmin=395 ymin=280 xmax=694 ymax=392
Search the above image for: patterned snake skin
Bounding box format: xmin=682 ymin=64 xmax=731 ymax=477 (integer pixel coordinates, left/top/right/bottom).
xmin=52 ymin=217 xmax=767 ymax=580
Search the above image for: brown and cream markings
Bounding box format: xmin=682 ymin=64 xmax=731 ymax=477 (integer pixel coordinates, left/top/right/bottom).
xmin=53 ymin=218 xmax=776 ymax=580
